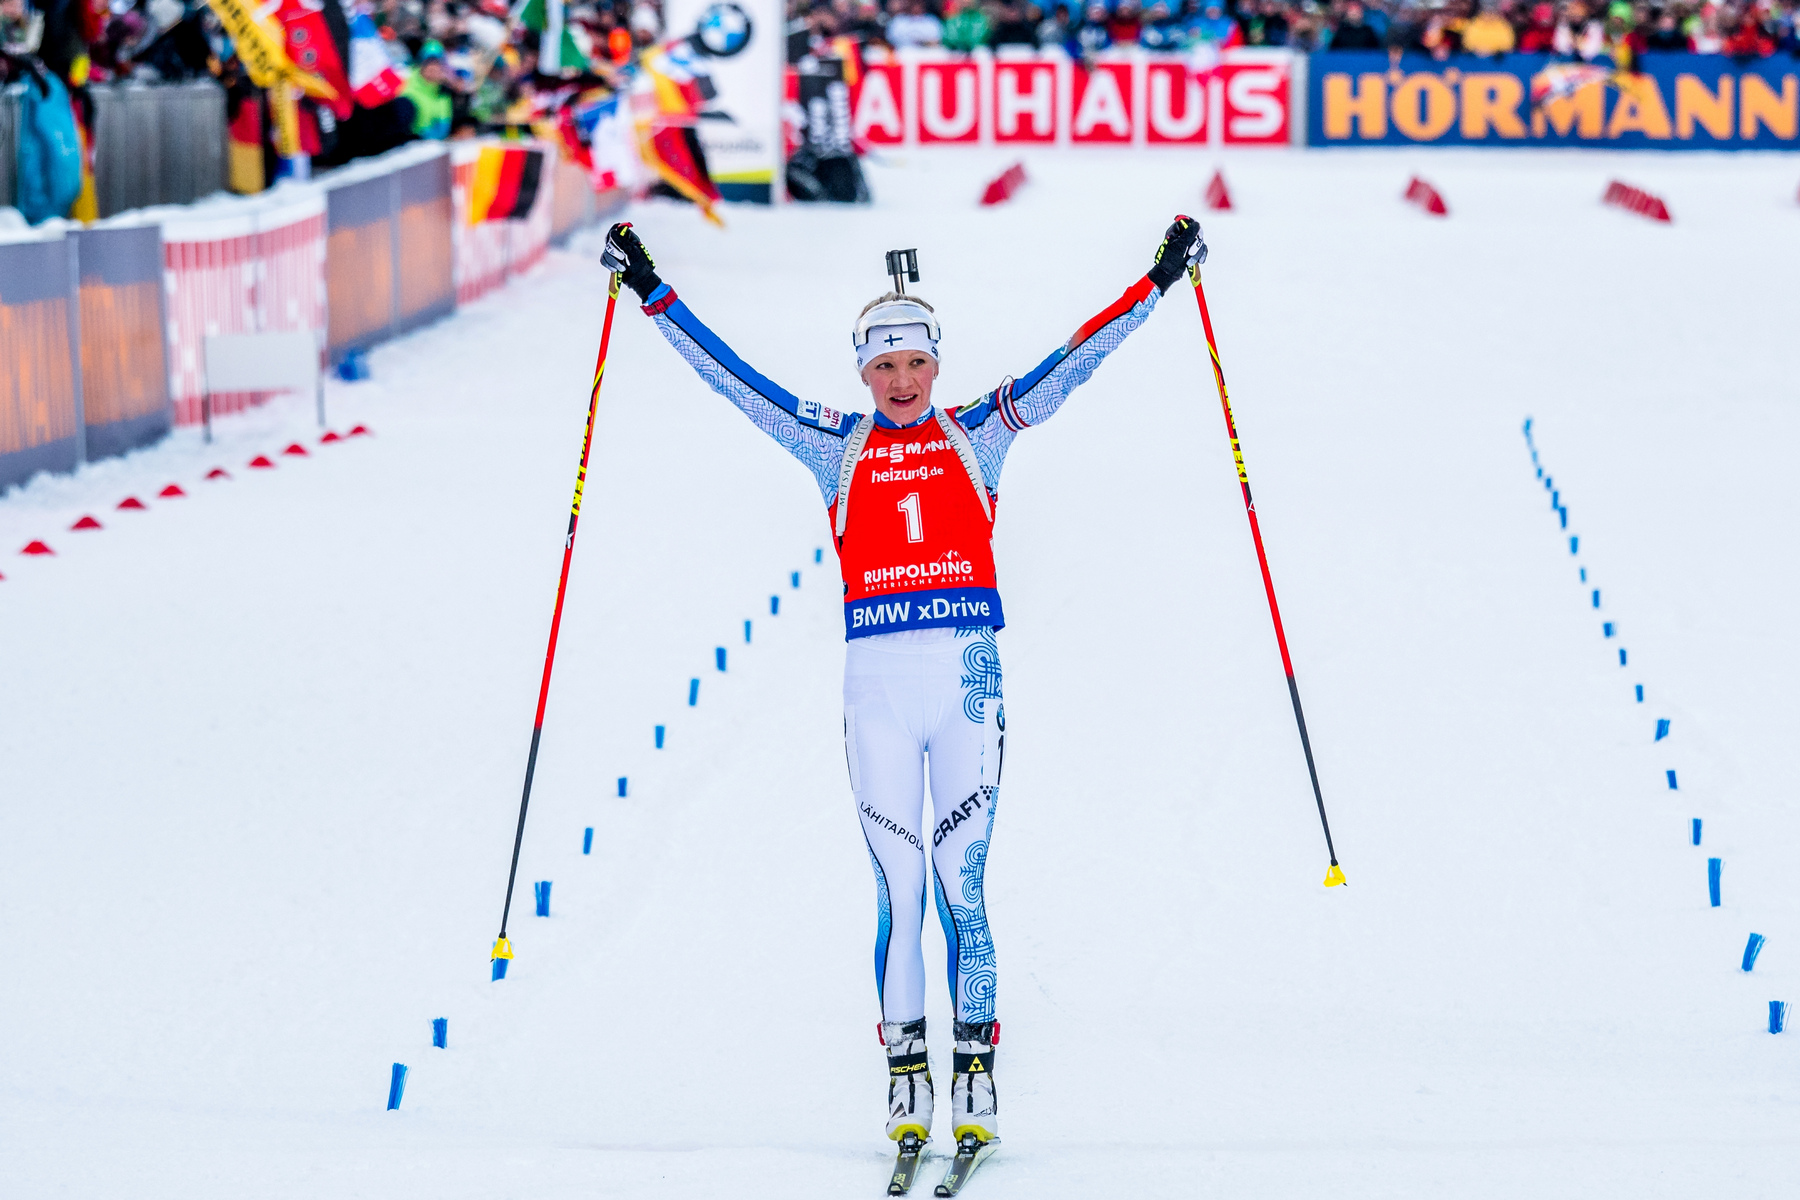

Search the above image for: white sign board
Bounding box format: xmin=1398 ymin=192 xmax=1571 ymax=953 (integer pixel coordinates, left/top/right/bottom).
xmin=660 ymin=0 xmax=784 ymax=203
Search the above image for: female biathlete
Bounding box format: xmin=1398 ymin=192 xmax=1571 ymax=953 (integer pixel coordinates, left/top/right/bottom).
xmin=600 ymin=216 xmax=1206 ymax=1163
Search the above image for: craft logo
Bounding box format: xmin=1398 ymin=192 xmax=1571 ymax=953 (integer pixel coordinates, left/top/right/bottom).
xmin=932 ymin=789 xmax=987 ymax=847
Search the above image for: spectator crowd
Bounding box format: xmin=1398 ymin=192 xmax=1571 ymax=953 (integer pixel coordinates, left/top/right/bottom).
xmin=2 ymin=0 xmax=669 ymax=195
xmin=2 ymin=0 xmax=1795 ymax=220
xmin=788 ymin=0 xmax=1800 ymax=62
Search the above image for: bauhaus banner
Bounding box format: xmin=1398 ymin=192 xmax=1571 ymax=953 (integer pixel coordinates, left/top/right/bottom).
xmin=849 ymin=48 xmax=1296 ymax=148
xmin=1309 ymin=51 xmax=1799 ymax=150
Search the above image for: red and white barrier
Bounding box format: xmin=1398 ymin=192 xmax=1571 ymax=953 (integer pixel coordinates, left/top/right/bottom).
xmin=852 ymin=48 xmax=1295 ymax=150
xmin=159 ymin=192 xmax=329 ymax=426
xmin=1602 ymin=180 xmax=1671 ymax=223
xmin=980 ymin=162 xmax=1028 ymax=206
xmin=451 ymin=140 xmax=562 ymax=306
xmin=1404 ymin=176 xmax=1449 ymax=216
xmin=1203 ymin=168 xmax=1233 ymax=211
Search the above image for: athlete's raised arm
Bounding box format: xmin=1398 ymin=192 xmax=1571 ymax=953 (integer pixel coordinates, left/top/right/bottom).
xmin=602 ymin=223 xmax=856 ymax=505
xmin=951 ymin=217 xmax=1207 ymax=489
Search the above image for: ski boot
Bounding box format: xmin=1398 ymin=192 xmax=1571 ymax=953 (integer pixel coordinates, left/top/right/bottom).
xmin=881 ymin=1017 xmax=934 ymax=1143
xmin=948 ymin=1019 xmax=999 ymax=1145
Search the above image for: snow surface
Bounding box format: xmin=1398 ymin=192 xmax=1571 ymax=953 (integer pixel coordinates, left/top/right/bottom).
xmin=4 ymin=147 xmax=1799 ymax=1197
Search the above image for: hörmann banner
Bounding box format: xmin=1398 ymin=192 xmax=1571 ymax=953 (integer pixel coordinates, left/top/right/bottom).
xmin=1309 ymin=51 xmax=1800 ymax=150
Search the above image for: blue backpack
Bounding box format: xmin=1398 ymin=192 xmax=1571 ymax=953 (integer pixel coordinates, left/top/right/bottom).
xmin=16 ymin=69 xmax=84 ymax=225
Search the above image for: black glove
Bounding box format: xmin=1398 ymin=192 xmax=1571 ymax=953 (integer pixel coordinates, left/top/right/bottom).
xmin=1147 ymin=215 xmax=1207 ymax=294
xmin=600 ymin=222 xmax=662 ymax=302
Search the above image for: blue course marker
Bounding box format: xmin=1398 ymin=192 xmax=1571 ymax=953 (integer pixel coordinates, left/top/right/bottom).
xmin=1551 ymin=490 xmax=1560 ymax=508
xmin=1537 ymin=466 xmax=1544 ymax=479
xmin=771 ymin=596 xmax=780 ymax=615
xmin=744 ymin=620 xmax=753 ymax=643
xmin=791 ymin=571 xmax=800 ymax=588
xmin=1592 ymin=589 xmax=1601 ymax=608
xmin=617 ymin=776 xmax=628 ymax=797
xmin=1619 ymin=649 xmax=1628 ymax=666
xmin=1709 ymin=858 xmax=1722 ymax=907
xmin=1580 ymin=568 xmax=1587 ymax=582
xmin=492 ymin=957 xmax=508 ymax=981
xmin=655 ymin=725 xmax=665 ymax=749
xmin=1743 ymin=933 xmax=1766 ymax=972
xmin=1636 ymin=685 xmax=1644 ymax=702
xmin=815 ymin=548 xmax=823 ymax=563
xmin=583 ymin=827 xmax=593 ymax=855
xmin=387 ymin=1063 xmax=408 ymax=1110
xmin=688 ymin=678 xmax=700 ymax=706
xmin=1603 ymin=622 xmax=1614 ymax=637
xmin=534 ymin=880 xmax=552 ymax=917
xmin=1691 ymin=818 xmax=1702 ymax=846
xmin=1570 ymin=536 xmax=1578 ymax=554
xmin=1772 ymin=1001 xmax=1789 ymax=1034
xmin=432 ymin=1018 xmax=447 ymax=1049
xmin=716 ymin=647 xmax=727 ymax=671
xmin=1559 ymin=508 xmax=1568 ymax=528
xmin=1667 ymin=769 xmax=1678 ymax=789
xmin=1655 ymin=719 xmax=1670 ymax=741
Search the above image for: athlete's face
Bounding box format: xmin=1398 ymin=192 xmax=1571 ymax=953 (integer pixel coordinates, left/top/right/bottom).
xmin=861 ymin=350 xmax=938 ymax=425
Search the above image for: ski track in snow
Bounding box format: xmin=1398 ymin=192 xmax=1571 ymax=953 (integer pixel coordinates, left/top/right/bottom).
xmin=3 ymin=148 xmax=1799 ymax=1197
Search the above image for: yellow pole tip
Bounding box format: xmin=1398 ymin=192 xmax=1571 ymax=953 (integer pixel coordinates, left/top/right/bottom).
xmin=1323 ymin=864 xmax=1347 ymax=888
xmin=491 ymin=937 xmax=514 ymax=961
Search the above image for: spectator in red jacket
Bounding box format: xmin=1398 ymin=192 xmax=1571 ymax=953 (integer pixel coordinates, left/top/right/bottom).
xmin=1722 ymin=9 xmax=1776 ymax=57
xmin=1518 ymin=3 xmax=1559 ymax=51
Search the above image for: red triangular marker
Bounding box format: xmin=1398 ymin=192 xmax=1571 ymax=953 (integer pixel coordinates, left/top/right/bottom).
xmin=1204 ymin=169 xmax=1233 ymax=212
xmin=1602 ymin=180 xmax=1671 ymax=223
xmin=21 ymin=540 xmax=54 ymax=555
xmin=348 ymin=424 xmax=372 ymax=437
xmin=282 ymin=442 xmax=308 ymax=456
xmin=117 ymin=496 xmax=148 ymax=510
xmin=979 ymin=163 xmax=1028 ymax=207
xmin=71 ymin=515 xmax=103 ymax=530
xmin=249 ymin=455 xmax=276 ymax=468
xmin=1404 ymin=176 xmax=1448 ymax=216
xmin=320 ymin=431 xmax=342 ymax=443
xmin=204 ymin=468 xmax=229 ymax=481
xmin=161 ymin=483 xmax=189 ymax=497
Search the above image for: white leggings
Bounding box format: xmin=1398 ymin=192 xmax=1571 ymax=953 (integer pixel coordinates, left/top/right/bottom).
xmin=844 ymin=626 xmax=1004 ymax=1026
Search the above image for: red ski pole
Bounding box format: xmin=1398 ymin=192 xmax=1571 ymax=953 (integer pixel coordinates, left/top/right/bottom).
xmin=492 ymin=271 xmax=623 ymax=970
xmin=1188 ymin=262 xmax=1346 ymax=888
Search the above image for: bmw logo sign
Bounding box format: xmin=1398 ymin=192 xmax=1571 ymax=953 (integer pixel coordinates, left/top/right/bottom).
xmin=695 ymin=2 xmax=752 ymax=56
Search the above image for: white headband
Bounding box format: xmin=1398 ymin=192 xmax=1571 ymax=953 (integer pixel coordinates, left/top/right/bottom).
xmin=856 ymin=322 xmax=940 ymax=371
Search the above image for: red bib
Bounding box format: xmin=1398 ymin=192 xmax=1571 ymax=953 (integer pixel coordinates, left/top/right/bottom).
xmin=831 ymin=416 xmax=1004 ymax=639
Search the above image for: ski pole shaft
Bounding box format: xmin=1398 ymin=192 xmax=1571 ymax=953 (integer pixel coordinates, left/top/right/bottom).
xmin=494 ymin=272 xmax=623 ymax=961
xmin=1187 ymin=264 xmax=1345 ymax=886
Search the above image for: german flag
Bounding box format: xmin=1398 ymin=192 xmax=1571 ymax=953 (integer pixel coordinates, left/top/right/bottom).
xmin=469 ymin=146 xmax=545 ymax=223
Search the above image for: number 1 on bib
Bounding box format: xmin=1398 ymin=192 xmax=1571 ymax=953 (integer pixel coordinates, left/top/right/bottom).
xmin=898 ymin=492 xmax=924 ymax=543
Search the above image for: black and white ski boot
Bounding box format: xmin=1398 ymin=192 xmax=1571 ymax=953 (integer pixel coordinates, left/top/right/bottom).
xmin=948 ymin=1019 xmax=999 ymax=1145
xmin=882 ymin=1017 xmax=934 ymax=1143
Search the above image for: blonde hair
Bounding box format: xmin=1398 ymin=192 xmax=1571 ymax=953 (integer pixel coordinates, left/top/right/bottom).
xmin=859 ymin=291 xmax=936 ymax=318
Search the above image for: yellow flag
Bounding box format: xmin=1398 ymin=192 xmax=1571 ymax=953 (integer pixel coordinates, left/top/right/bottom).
xmin=204 ymin=0 xmax=339 ymax=103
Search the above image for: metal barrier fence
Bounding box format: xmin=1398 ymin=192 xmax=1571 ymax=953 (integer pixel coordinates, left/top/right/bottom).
xmin=2 ymin=139 xmax=619 ymax=495
xmin=90 ymin=80 xmax=228 ymax=217
xmin=0 ymin=89 xmax=16 ymax=211
xmin=0 ymin=224 xmax=172 ymax=491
